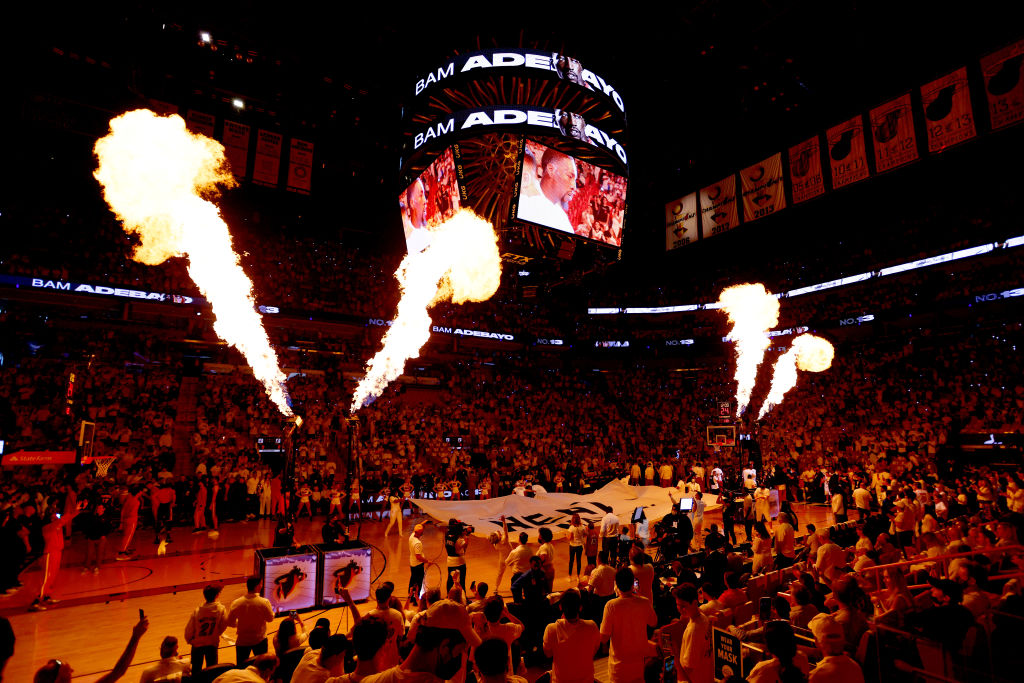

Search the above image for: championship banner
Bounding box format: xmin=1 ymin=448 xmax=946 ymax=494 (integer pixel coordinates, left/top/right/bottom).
xmin=788 ymin=136 xmax=825 ymax=204
xmin=413 ymin=479 xmax=719 ymax=542
xmin=222 ymin=120 xmax=250 ymax=178
xmin=287 ymin=138 xmax=314 ymax=194
xmin=253 ymin=129 xmax=283 ymax=187
xmin=700 ymin=175 xmax=739 ymax=239
xmin=981 ymin=40 xmax=1024 ymax=131
xmin=185 ymin=110 xmax=215 ymax=138
xmin=826 ymin=116 xmax=870 ymax=189
xmin=870 ymin=93 xmax=919 ymax=173
xmin=921 ymin=67 xmax=976 ymax=153
xmin=740 ymin=153 xmax=786 ymax=222
xmin=665 ymin=193 xmax=698 ymax=250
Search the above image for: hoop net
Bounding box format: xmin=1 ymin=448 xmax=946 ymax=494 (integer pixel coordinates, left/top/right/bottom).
xmin=94 ymin=456 xmax=118 ymax=478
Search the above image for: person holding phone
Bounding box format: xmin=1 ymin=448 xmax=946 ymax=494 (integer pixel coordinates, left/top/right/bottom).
xmin=33 ymin=615 xmax=149 ymax=683
xmin=29 ymin=509 xmax=69 ymax=611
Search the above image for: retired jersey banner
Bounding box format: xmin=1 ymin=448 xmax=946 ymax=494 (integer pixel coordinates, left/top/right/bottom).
xmin=700 ymin=175 xmax=739 ymax=239
xmin=665 ymin=193 xmax=699 ymax=250
xmin=788 ymin=136 xmax=825 ymax=204
xmin=185 ymin=110 xmax=215 ymax=138
xmin=287 ymin=138 xmax=314 ymax=194
xmin=827 ymin=116 xmax=870 ymax=189
xmin=222 ymin=120 xmax=250 ymax=178
xmin=921 ymin=67 xmax=976 ymax=153
xmin=870 ymin=94 xmax=919 ymax=173
xmin=740 ymin=153 xmax=786 ymax=222
xmin=981 ymin=41 xmax=1024 ymax=131
xmin=253 ymin=129 xmax=283 ymax=187
xmin=413 ymin=479 xmax=719 ymax=542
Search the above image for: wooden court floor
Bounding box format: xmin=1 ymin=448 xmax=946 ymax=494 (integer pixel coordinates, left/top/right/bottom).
xmin=4 ymin=503 xmax=832 ymax=682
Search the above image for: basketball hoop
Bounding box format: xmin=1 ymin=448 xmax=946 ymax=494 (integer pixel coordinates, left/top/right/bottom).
xmin=94 ymin=456 xmax=117 ymax=478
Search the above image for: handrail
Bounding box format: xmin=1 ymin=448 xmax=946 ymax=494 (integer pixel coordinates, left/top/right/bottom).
xmin=857 ymin=545 xmax=1023 ymax=577
xmin=855 ymin=544 xmax=1024 ymax=591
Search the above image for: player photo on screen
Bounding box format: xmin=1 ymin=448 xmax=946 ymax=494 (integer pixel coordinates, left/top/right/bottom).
xmin=321 ymin=546 xmax=373 ymax=605
xmin=263 ymin=553 xmax=318 ymax=614
xmin=398 ymin=147 xmax=461 ymax=254
xmin=554 ymin=109 xmax=589 ymax=144
xmin=552 ymin=53 xmax=589 ymax=89
xmin=516 ymin=139 xmax=626 ymax=247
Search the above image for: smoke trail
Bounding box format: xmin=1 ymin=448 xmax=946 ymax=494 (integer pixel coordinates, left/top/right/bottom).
xmin=350 ymin=209 xmax=501 ymax=412
xmin=93 ymin=109 xmax=292 ymax=415
xmin=717 ymin=283 xmax=780 ymax=417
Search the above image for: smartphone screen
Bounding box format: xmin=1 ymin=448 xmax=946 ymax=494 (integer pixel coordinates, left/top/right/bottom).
xmin=663 ymin=656 xmax=675 ymax=681
xmin=759 ymin=596 xmax=773 ymax=621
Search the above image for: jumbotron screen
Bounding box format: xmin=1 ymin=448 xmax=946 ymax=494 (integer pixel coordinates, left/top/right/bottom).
xmin=398 ymin=147 xmax=461 ymax=254
xmin=515 ymin=139 xmax=626 ymax=247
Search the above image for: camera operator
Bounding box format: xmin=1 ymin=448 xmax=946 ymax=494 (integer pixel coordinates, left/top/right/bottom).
xmin=445 ymin=518 xmax=472 ymax=592
xmin=658 ymin=493 xmax=693 ymax=562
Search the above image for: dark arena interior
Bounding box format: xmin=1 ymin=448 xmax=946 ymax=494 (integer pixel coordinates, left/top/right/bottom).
xmin=3 ymin=3 xmax=1024 ymax=682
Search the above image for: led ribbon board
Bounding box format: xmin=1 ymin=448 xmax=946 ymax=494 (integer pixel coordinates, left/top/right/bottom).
xmin=412 ymin=49 xmax=626 ymax=119
xmin=410 ymin=106 xmax=627 ymax=168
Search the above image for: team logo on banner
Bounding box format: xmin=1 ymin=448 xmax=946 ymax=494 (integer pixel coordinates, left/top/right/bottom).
xmin=222 ymin=120 xmax=250 ymax=179
xmin=788 ymin=136 xmax=825 ymax=204
xmin=185 ymin=110 xmax=215 ymax=138
xmin=826 ymin=116 xmax=870 ymax=189
xmin=287 ymin=139 xmax=314 ymax=195
xmin=921 ymin=67 xmax=976 ymax=153
xmin=253 ymin=130 xmax=283 ymax=188
xmin=740 ymin=153 xmax=786 ymax=222
xmin=981 ymin=40 xmax=1024 ymax=131
xmin=870 ymin=93 xmax=919 ymax=173
xmin=700 ymin=176 xmax=739 ymax=239
xmin=665 ymin=193 xmax=698 ymax=250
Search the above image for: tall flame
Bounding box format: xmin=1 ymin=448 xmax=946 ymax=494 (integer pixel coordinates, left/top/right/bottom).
xmin=351 ymin=209 xmax=501 ymax=412
xmin=718 ymin=283 xmax=780 ymax=417
xmin=757 ymin=333 xmax=835 ymax=419
xmin=93 ymin=109 xmax=292 ymax=416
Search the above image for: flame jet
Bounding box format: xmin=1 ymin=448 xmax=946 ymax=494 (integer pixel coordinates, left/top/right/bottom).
xmin=93 ymin=109 xmax=292 ymax=415
xmin=350 ymin=209 xmax=501 ymax=412
xmin=717 ymin=283 xmax=780 ymax=417
xmin=757 ymin=334 xmax=835 ymax=420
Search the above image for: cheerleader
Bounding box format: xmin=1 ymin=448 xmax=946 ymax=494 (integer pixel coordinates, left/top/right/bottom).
xmin=296 ymin=481 xmax=313 ymax=519
xmin=553 ymin=471 xmax=565 ymax=492
xmin=347 ymin=478 xmax=362 ymax=522
xmin=384 ymin=489 xmax=403 ymax=537
xmin=400 ymin=477 xmax=415 ymax=515
xmin=377 ymin=486 xmax=391 ymax=522
xmin=327 ymin=485 xmax=343 ymax=519
xmin=478 ymin=476 xmax=491 ymax=500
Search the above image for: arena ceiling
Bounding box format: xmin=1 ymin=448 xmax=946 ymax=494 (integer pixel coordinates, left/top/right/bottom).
xmin=9 ymin=1 xmax=1022 ymax=260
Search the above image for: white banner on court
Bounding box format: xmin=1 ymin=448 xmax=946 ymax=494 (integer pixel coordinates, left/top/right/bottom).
xmin=413 ymin=479 xmax=719 ymax=542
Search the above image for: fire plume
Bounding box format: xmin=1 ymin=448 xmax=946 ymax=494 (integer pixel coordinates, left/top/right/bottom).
xmin=717 ymin=283 xmax=780 ymax=417
xmin=350 ymin=209 xmax=501 ymax=412
xmin=93 ymin=109 xmax=292 ymax=416
xmin=757 ymin=334 xmax=835 ymax=419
